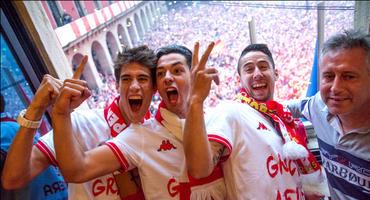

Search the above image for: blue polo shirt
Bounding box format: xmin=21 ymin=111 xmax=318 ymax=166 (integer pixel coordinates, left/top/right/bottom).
xmin=288 ymin=93 xmax=370 ymax=200
xmin=1 ymin=119 xmax=68 ymax=200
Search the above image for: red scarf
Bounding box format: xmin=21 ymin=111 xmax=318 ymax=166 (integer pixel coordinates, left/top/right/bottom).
xmin=235 ymin=88 xmax=320 ymax=174
xmin=103 ymin=96 xmax=151 ymax=200
xmin=103 ymin=96 xmax=150 ymax=137
xmin=154 ymin=101 xmax=167 ymax=126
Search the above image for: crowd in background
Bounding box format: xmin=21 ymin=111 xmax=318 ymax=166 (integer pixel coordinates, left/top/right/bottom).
xmin=87 ymin=1 xmax=354 ymax=113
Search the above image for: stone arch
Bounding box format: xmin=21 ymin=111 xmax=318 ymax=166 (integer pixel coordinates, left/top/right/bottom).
xmin=126 ymin=18 xmax=137 ymax=45
xmin=145 ymin=6 xmax=153 ymax=25
xmin=91 ymin=41 xmax=111 ymax=75
xmin=150 ymin=3 xmax=156 ymax=19
xmin=71 ymin=53 xmax=98 ymax=89
xmin=134 ymin=13 xmax=144 ymax=38
xmin=117 ymin=24 xmax=130 ymax=48
xmin=140 ymin=9 xmax=149 ymax=31
xmin=106 ymin=31 xmax=119 ymax=61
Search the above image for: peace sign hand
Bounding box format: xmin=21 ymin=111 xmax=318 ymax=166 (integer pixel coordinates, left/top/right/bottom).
xmin=189 ymin=42 xmax=220 ymax=104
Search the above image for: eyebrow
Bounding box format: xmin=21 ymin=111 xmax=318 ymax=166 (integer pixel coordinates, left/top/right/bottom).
xmin=158 ymin=61 xmax=184 ymax=69
xmin=243 ymin=60 xmax=269 ymax=67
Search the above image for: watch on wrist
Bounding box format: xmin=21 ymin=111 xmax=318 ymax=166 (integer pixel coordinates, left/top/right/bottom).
xmin=17 ymin=109 xmax=42 ymax=129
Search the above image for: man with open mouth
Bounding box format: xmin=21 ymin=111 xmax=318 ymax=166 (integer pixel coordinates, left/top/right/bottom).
xmin=183 ymin=43 xmax=324 ymax=200
xmin=51 ymin=44 xmax=226 ymax=199
xmin=2 ymin=46 xmax=156 ymax=200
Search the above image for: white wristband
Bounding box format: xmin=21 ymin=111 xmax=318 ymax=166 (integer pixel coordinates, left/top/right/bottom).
xmin=17 ymin=109 xmax=42 ymax=129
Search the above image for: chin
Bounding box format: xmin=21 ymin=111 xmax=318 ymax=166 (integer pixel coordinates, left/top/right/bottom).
xmin=327 ymin=107 xmax=348 ymax=116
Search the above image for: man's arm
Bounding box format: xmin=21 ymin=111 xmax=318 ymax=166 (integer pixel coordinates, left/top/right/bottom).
xmin=1 ymin=75 xmax=61 ymax=189
xmin=52 ymin=79 xmax=121 ymax=183
xmin=183 ymin=42 xmax=224 ymax=178
xmin=286 ymin=96 xmax=315 ymax=119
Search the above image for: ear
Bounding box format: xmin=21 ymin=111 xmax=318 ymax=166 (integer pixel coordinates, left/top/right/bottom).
xmin=116 ymin=82 xmax=119 ymax=91
xmin=236 ymin=74 xmax=241 ymax=83
xmin=152 ymin=85 xmax=157 ymax=95
xmin=274 ymin=69 xmax=279 ymax=80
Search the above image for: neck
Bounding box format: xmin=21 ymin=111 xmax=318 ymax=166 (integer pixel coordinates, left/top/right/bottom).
xmin=174 ymin=109 xmax=187 ymax=119
xmin=338 ymin=108 xmax=370 ymax=133
xmin=117 ymin=98 xmax=131 ymax=124
xmin=168 ymin=106 xmax=187 ymax=119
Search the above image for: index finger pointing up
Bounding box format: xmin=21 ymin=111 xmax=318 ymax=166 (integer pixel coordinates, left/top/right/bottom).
xmin=72 ymin=55 xmax=88 ymax=79
xmin=192 ymin=42 xmax=200 ymax=69
xmin=198 ymin=42 xmax=215 ymax=71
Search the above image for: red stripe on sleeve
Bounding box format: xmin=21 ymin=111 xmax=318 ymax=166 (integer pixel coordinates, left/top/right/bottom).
xmin=105 ymin=142 xmax=129 ymax=171
xmin=208 ymin=134 xmax=232 ymax=152
xmin=35 ymin=141 xmax=58 ymax=166
xmin=208 ymin=134 xmax=232 ymax=162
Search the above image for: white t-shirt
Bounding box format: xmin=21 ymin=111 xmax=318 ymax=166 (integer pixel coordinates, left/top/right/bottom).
xmin=206 ymin=101 xmax=305 ymax=200
xmin=36 ymin=109 xmax=121 ymax=200
xmin=105 ymin=118 xmax=226 ymax=200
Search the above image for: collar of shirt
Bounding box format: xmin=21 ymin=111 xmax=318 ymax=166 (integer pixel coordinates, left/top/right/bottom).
xmin=322 ymin=106 xmax=370 ymax=135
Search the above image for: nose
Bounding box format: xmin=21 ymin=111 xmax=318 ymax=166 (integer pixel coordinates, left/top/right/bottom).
xmin=252 ymin=67 xmax=263 ymax=79
xmin=130 ymin=79 xmax=140 ymax=92
xmin=164 ymin=71 xmax=174 ymax=85
xmin=331 ymin=76 xmax=343 ymax=94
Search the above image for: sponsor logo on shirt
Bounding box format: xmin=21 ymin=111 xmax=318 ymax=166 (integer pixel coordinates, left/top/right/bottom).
xmin=92 ymin=176 xmax=119 ymax=197
xmin=257 ymin=122 xmax=270 ymax=131
xmin=43 ymin=181 xmax=68 ymax=197
xmin=158 ymin=140 xmax=177 ymax=152
xmin=266 ymin=153 xmax=304 ymax=199
xmin=318 ymin=138 xmax=370 ymax=198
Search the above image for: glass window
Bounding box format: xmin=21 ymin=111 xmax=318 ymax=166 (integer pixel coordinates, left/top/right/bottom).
xmin=74 ymin=0 xmax=86 ymax=17
xmin=0 ymin=34 xmax=51 ymax=135
xmin=93 ymin=0 xmax=102 ymax=10
xmin=47 ymin=1 xmax=63 ymax=27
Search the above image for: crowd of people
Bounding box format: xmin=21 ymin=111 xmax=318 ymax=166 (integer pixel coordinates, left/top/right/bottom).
xmin=87 ymin=1 xmax=354 ymax=111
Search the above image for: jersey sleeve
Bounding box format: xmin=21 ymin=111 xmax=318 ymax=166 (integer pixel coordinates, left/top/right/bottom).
xmin=205 ymin=101 xmax=238 ymax=161
xmin=286 ymin=93 xmax=324 ymax=122
xmin=36 ymin=108 xmax=108 ymax=166
xmin=36 ymin=131 xmax=58 ymax=166
xmin=105 ymin=125 xmax=142 ymax=172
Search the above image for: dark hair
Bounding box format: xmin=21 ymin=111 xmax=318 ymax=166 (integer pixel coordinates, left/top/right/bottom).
xmin=237 ymin=43 xmax=275 ymax=75
xmin=0 ymin=94 xmax=4 ymax=113
xmin=114 ymin=45 xmax=157 ymax=85
xmin=321 ymin=29 xmax=370 ymax=72
xmin=156 ymin=44 xmax=192 ymax=68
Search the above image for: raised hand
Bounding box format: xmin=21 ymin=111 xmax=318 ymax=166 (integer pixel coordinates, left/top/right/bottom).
xmin=52 ymin=56 xmax=91 ymax=115
xmin=27 ymin=75 xmax=63 ymax=119
xmin=190 ymin=42 xmax=219 ymax=104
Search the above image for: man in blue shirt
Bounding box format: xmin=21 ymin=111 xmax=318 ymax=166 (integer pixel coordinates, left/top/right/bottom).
xmin=1 ymin=94 xmax=68 ymax=200
xmin=288 ymin=29 xmax=370 ymax=199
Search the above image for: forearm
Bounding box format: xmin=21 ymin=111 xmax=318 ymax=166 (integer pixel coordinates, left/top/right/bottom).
xmin=2 ymin=107 xmax=49 ymax=189
xmin=183 ymin=100 xmax=213 ymax=179
xmin=286 ymin=99 xmax=306 ymax=118
xmin=53 ymin=113 xmax=87 ymax=182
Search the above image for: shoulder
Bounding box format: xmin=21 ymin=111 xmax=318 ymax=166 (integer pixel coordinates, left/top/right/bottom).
xmin=0 ymin=121 xmax=20 ymax=150
xmin=72 ymin=108 xmax=105 ymax=122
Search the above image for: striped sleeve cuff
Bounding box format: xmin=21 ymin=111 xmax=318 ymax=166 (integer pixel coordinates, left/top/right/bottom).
xmin=208 ymin=134 xmax=232 ymax=161
xmin=35 ymin=141 xmax=58 ymax=166
xmin=105 ymin=142 xmax=129 ymax=171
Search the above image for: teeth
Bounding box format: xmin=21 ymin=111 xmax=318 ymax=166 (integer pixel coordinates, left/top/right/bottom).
xmin=166 ymin=88 xmax=177 ymax=92
xmin=129 ymin=96 xmax=142 ymax=100
xmin=252 ymin=83 xmax=266 ymax=88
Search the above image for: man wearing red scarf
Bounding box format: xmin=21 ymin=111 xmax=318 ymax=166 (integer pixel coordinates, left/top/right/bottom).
xmin=2 ymin=46 xmax=156 ymax=200
xmin=183 ymin=43 xmax=324 ymax=199
xmin=51 ymin=44 xmax=226 ymax=199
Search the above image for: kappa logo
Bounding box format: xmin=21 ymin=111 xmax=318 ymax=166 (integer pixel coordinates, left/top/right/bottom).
xmin=257 ymin=122 xmax=270 ymax=131
xmin=158 ymin=140 xmax=177 ymax=152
